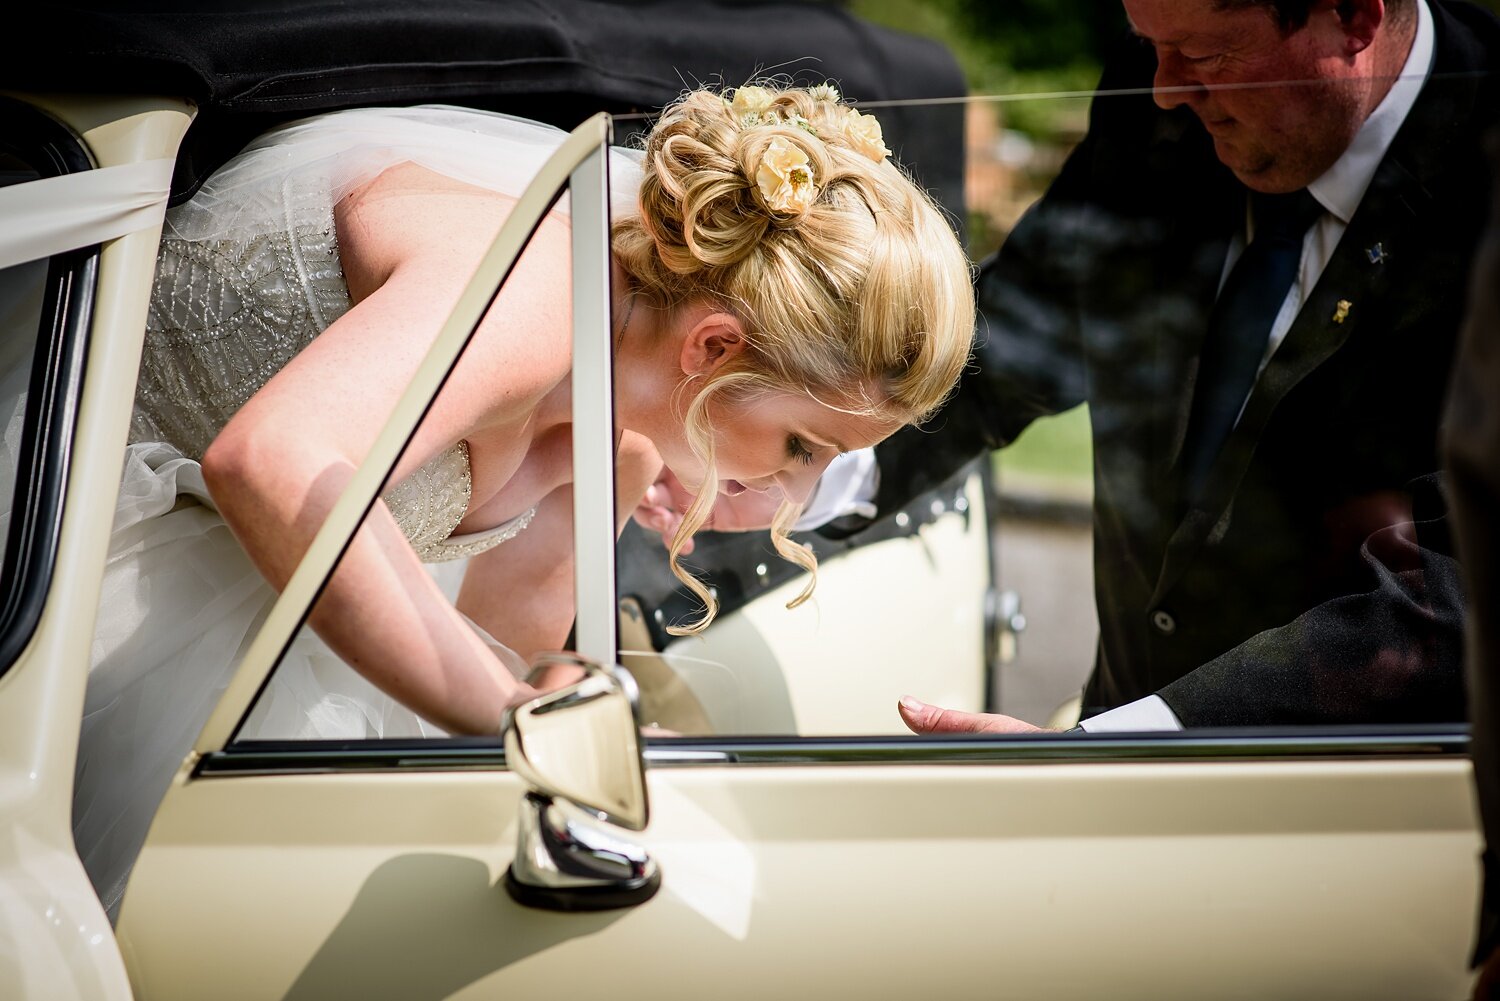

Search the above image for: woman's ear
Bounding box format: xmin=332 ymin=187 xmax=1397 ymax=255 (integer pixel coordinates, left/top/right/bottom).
xmin=679 ymin=312 xmax=748 ymax=377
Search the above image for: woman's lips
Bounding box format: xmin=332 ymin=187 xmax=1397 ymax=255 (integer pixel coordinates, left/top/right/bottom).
xmin=721 ymin=479 xmax=747 ymax=496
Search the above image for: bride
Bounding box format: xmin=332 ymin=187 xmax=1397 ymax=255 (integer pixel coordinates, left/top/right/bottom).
xmin=77 ymin=85 xmax=974 ymax=915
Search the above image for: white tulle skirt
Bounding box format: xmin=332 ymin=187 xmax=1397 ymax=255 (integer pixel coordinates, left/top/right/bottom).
xmin=77 ymin=442 xmax=473 ymax=917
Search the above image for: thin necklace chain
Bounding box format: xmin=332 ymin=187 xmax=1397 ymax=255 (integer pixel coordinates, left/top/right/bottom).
xmin=615 ymin=292 xmax=637 ymax=345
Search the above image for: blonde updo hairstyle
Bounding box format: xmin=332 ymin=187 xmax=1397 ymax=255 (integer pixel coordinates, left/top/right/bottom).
xmin=612 ymin=82 xmax=975 ymax=634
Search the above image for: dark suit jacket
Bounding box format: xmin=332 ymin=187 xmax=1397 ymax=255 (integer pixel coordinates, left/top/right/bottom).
xmin=875 ymin=0 xmax=1500 ymax=725
xmin=1447 ymin=127 xmax=1500 ymax=967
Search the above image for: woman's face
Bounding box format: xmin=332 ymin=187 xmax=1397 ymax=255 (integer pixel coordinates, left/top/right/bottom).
xmin=655 ymin=387 xmax=902 ymax=506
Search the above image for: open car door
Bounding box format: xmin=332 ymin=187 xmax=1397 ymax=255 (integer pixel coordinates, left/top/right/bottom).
xmin=110 ymin=110 xmax=1481 ymax=1001
xmin=2 ymin=5 xmax=1483 ymax=998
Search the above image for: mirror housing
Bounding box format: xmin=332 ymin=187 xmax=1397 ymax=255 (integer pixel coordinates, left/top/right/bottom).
xmin=501 ymin=653 xmax=660 ymax=910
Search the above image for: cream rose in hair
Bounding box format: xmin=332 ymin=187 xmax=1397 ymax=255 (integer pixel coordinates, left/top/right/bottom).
xmin=756 ymin=138 xmax=818 ymax=214
xmin=614 ymin=81 xmax=975 ymax=633
xmin=731 ymin=85 xmax=776 ymax=118
xmin=842 ymin=108 xmax=891 ymax=163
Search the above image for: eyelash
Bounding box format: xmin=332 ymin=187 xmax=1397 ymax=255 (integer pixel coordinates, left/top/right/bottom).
xmin=787 ymin=435 xmax=815 ymax=466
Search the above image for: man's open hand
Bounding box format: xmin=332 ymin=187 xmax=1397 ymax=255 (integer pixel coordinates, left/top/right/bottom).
xmin=898 ymin=696 xmax=1049 ymax=734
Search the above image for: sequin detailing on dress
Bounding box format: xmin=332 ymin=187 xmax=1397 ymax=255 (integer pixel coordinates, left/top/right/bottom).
xmin=384 ymin=439 xmax=538 ymax=562
xmin=134 ymin=171 xmax=532 ymax=563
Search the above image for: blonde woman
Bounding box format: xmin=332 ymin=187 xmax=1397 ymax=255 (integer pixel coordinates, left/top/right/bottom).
xmin=79 ymin=86 xmax=973 ymax=915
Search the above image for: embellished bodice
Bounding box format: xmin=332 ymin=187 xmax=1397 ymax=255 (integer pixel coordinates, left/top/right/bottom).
xmin=133 ymin=173 xmax=533 ymax=562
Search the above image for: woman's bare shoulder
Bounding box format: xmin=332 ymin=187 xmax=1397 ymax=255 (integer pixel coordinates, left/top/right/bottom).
xmin=335 ymin=162 xmax=529 ymax=297
xmin=327 ymin=160 xmax=575 ymax=421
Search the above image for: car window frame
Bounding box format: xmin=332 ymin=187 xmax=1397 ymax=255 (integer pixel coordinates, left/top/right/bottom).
xmin=0 ymin=96 xmax=99 ymax=683
xmin=186 ymin=113 xmax=621 ymax=754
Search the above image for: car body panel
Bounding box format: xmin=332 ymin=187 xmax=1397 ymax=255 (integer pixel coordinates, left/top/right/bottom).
xmin=117 ymin=756 xmax=1478 ymax=999
xmin=640 ymin=472 xmax=989 ymax=736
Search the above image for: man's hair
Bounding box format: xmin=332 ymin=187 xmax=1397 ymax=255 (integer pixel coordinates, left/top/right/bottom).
xmin=1213 ymin=0 xmax=1411 ymax=31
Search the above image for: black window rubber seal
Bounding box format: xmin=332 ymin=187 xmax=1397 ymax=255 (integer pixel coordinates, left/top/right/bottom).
xmin=0 ymin=96 xmax=99 ymax=681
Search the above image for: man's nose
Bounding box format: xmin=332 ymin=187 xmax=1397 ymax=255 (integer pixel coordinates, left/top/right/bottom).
xmin=1152 ymin=49 xmax=1198 ymax=111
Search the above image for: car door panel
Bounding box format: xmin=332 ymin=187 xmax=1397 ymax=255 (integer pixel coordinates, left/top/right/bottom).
xmin=93 ymin=93 xmax=1481 ymax=1001
xmin=117 ymin=752 xmax=1477 ymax=1000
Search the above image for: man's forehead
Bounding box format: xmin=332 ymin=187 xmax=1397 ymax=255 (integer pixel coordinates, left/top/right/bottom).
xmin=1123 ymin=0 xmax=1231 ymax=46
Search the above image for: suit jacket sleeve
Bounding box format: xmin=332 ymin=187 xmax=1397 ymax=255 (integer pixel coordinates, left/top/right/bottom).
xmin=1446 ymin=128 xmax=1500 ymax=967
xmin=1154 ymin=475 xmax=1467 ymax=727
xmin=868 ymin=42 xmax=1174 ymax=518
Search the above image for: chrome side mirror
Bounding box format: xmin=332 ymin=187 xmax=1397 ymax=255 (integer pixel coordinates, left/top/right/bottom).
xmin=501 ymin=653 xmax=660 ymax=910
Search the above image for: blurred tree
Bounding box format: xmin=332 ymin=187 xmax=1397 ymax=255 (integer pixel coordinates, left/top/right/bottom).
xmin=947 ymin=0 xmax=1124 ymax=72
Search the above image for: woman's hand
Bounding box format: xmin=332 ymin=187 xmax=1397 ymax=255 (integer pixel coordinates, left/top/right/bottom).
xmin=631 ymin=465 xmax=786 ymax=554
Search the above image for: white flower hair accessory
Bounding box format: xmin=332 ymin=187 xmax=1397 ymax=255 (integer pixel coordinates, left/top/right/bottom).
xmin=809 ymin=82 xmax=842 ymax=103
xmin=842 ymin=107 xmax=892 ymax=163
xmin=756 ymin=137 xmax=817 ymax=215
xmin=731 ymin=85 xmax=775 ymax=119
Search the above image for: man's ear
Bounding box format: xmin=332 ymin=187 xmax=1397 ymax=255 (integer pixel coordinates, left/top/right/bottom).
xmin=1327 ymin=0 xmax=1383 ymax=53
xmin=679 ymin=312 xmax=748 ymax=377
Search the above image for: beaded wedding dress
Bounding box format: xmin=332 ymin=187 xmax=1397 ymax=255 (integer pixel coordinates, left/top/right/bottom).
xmin=75 ymin=106 xmax=643 ymax=918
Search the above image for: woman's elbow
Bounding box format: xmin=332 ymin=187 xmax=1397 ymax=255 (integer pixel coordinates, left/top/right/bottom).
xmin=201 ymin=423 xmax=287 ymax=519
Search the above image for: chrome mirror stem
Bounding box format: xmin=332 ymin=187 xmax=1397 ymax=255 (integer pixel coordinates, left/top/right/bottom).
xmin=505 ymin=793 xmax=661 ymax=911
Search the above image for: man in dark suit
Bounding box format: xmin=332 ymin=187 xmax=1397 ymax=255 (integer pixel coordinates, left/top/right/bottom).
xmin=888 ymin=0 xmax=1499 ymax=732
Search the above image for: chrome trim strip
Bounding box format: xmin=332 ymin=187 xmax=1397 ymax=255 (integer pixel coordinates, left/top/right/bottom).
xmin=568 ymin=135 xmax=617 ymax=666
xmin=197 ymin=727 xmax=1469 ymax=776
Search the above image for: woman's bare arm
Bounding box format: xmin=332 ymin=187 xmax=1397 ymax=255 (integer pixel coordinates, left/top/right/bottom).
xmin=457 ymin=431 xmax=666 ymax=662
xmin=202 ymin=166 xmax=575 ymax=734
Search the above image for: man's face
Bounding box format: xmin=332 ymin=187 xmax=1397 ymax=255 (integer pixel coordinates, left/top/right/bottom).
xmin=1123 ymin=0 xmax=1370 ymax=192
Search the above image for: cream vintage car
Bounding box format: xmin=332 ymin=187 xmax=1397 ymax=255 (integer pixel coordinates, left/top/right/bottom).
xmin=0 ymin=1 xmax=1481 ymax=999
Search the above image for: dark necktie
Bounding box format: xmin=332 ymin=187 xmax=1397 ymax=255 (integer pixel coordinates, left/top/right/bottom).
xmin=1178 ymin=188 xmax=1323 ymax=504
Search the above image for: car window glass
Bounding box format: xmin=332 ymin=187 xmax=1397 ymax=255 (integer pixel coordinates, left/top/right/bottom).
xmin=195 ymin=126 xmax=595 ymax=745
xmin=615 ymin=17 xmax=1493 ymax=740
xmin=0 ymin=254 xmax=45 ymax=572
xmin=149 ymin=2 xmax=1496 ymax=754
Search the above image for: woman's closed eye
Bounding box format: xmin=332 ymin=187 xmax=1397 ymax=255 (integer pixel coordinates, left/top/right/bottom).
xmin=787 ymin=435 xmax=816 ymax=466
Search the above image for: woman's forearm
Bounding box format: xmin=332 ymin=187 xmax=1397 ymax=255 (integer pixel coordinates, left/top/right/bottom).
xmin=203 ymin=431 xmax=525 ymax=735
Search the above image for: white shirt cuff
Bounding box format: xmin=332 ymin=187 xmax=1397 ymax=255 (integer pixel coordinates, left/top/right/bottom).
xmin=793 ymin=448 xmax=879 ymax=531
xmin=1077 ymin=694 xmax=1184 ymax=733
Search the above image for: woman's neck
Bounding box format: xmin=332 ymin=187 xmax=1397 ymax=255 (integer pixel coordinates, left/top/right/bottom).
xmin=534 ymin=260 xmax=673 ymax=441
xmin=606 ymin=266 xmax=677 ymax=440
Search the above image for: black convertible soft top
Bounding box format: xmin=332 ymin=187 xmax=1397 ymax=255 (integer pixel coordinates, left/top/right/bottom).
xmin=6 ymin=0 xmax=966 ymax=211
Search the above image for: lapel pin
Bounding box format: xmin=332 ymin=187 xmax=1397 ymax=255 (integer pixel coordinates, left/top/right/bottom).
xmin=1365 ymin=242 xmax=1389 ymax=264
xmin=1333 ymin=299 xmax=1352 ymax=324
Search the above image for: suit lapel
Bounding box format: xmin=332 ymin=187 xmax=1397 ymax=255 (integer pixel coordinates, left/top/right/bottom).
xmin=1201 ymin=155 xmax=1426 ymax=509
xmin=1146 ymin=190 xmax=1237 ymax=530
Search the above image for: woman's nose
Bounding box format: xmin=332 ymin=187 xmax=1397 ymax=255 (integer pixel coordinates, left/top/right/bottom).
xmin=775 ymin=455 xmax=834 ymax=504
